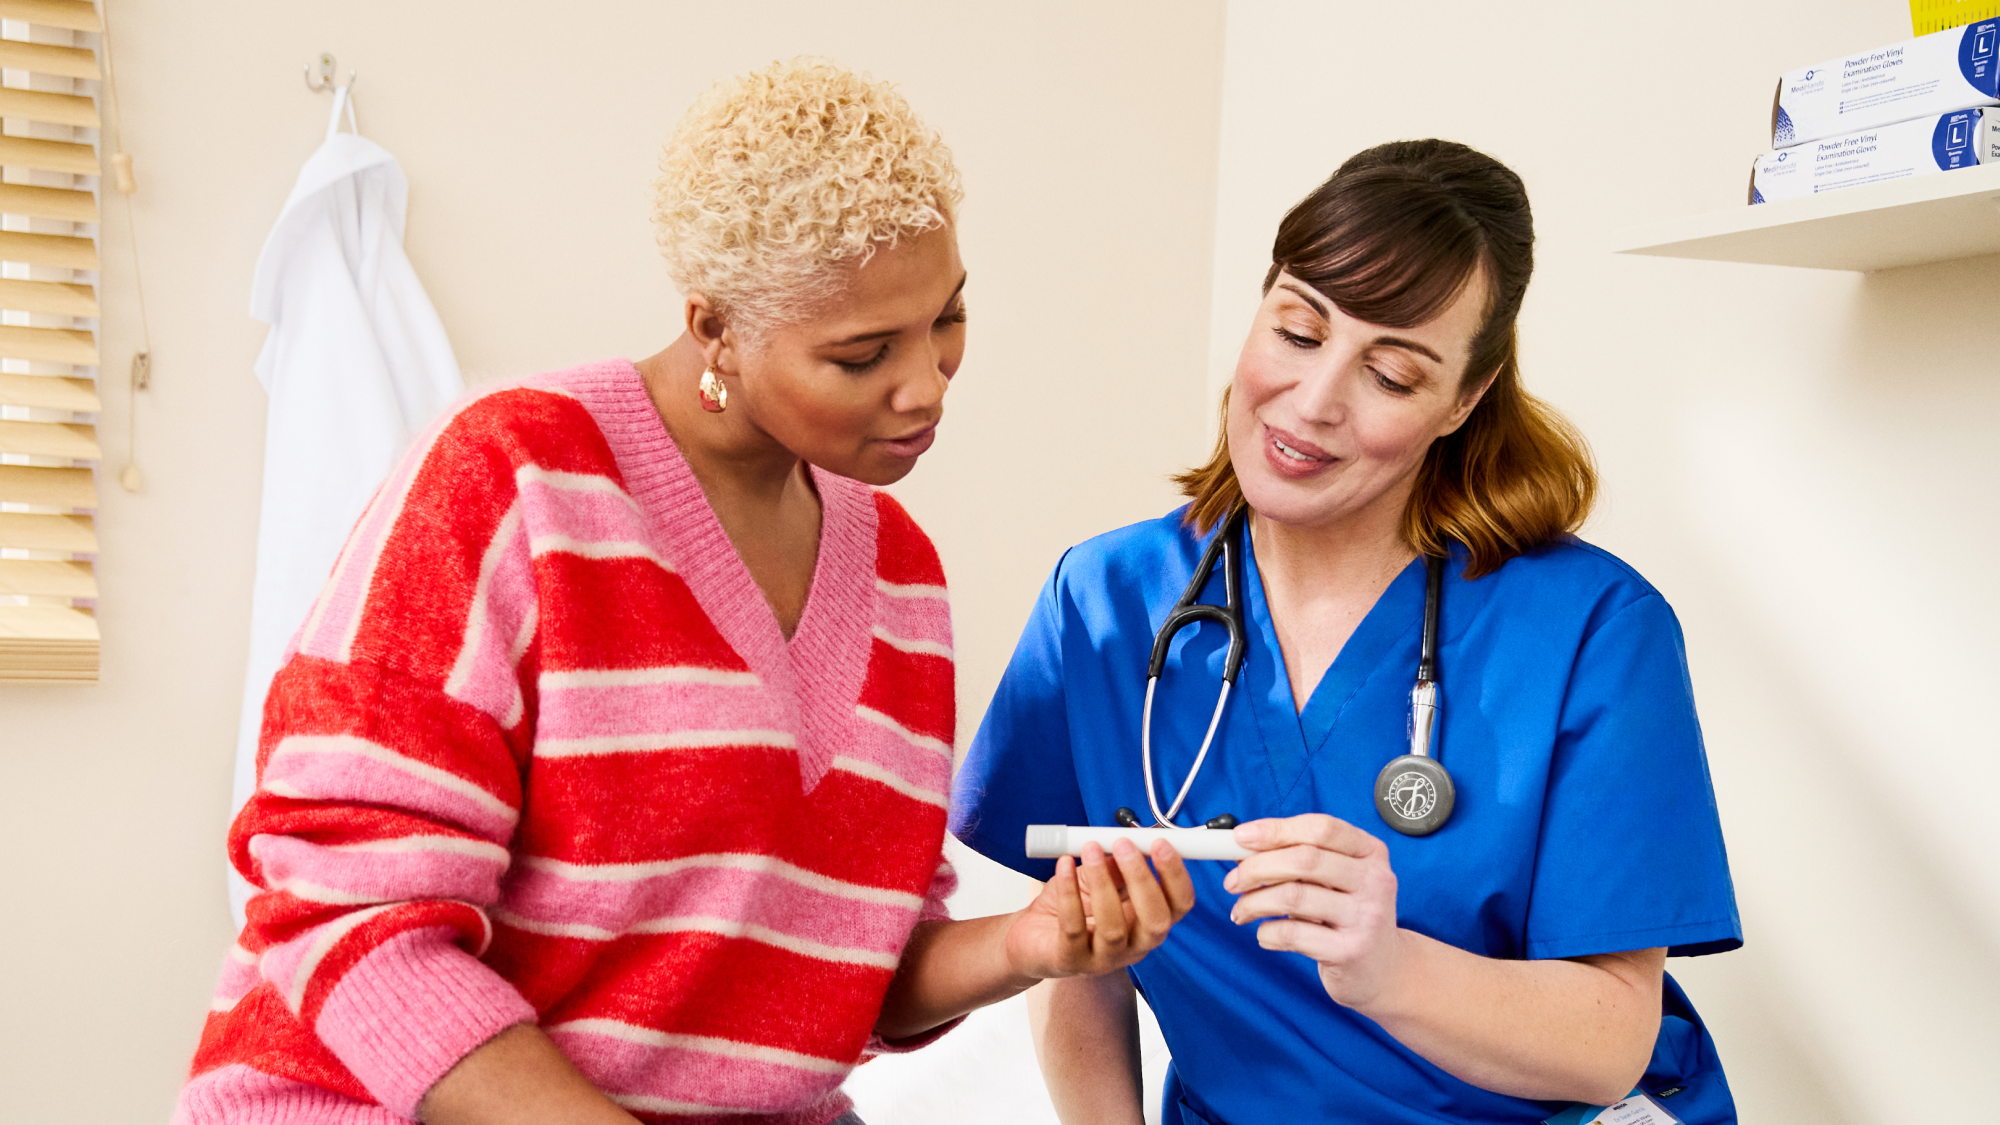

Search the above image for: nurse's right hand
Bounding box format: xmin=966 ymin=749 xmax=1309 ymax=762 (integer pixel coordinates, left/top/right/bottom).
xmin=1005 ymin=838 xmax=1195 ymax=979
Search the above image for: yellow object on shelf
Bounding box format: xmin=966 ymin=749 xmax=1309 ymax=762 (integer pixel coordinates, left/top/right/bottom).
xmin=1911 ymin=0 xmax=2000 ymax=34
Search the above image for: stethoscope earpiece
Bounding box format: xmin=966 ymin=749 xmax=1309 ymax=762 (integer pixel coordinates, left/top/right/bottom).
xmin=1114 ymin=806 xmax=1238 ymax=832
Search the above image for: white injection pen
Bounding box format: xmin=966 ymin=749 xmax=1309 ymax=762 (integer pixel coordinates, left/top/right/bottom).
xmin=1024 ymin=824 xmax=1252 ymax=862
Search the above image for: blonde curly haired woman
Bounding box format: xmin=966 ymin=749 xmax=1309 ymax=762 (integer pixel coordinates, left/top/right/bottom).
xmin=175 ymin=59 xmax=1191 ymax=1125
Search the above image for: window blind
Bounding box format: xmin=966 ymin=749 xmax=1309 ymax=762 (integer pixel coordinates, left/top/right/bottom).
xmin=0 ymin=0 xmax=101 ymax=683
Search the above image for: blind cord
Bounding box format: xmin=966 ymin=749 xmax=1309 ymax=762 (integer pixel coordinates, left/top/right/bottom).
xmin=94 ymin=0 xmax=151 ymax=491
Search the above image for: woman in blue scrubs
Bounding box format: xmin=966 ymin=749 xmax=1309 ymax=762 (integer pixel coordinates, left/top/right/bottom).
xmin=950 ymin=140 xmax=1741 ymax=1125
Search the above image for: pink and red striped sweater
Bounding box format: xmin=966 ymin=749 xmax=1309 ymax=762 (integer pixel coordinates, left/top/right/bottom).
xmin=178 ymin=361 xmax=958 ymax=1125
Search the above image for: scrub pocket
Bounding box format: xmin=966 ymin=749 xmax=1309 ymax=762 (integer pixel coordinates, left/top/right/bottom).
xmin=1634 ymin=975 xmax=1737 ymax=1125
xmin=1542 ymin=974 xmax=1736 ymax=1125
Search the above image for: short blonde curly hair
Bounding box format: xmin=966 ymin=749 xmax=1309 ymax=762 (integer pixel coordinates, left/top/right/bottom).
xmin=652 ymin=57 xmax=963 ymax=336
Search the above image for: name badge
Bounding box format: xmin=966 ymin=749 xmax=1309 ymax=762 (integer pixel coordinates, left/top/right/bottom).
xmin=1542 ymin=1091 xmax=1683 ymax=1125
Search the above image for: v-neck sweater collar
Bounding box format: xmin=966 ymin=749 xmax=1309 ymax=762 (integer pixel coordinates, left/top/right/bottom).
xmin=548 ymin=359 xmax=880 ymax=789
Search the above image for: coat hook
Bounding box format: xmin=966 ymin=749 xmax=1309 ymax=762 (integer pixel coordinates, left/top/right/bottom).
xmin=304 ymin=51 xmax=357 ymax=93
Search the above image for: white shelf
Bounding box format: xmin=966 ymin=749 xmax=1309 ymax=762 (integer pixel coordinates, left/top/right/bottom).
xmin=1614 ymin=162 xmax=2000 ymax=272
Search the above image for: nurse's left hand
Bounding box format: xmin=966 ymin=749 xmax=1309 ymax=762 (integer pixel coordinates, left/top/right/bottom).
xmin=1224 ymin=814 xmax=1404 ymax=1008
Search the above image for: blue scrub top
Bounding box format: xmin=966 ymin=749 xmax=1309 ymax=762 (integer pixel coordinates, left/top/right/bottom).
xmin=951 ymin=510 xmax=1743 ymax=1125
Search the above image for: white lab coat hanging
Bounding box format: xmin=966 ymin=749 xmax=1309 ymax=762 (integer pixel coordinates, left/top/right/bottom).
xmin=229 ymin=86 xmax=464 ymax=924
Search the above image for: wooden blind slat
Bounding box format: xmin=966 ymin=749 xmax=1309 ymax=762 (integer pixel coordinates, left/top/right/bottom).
xmin=0 ymin=86 xmax=96 ymax=128
xmin=0 ymin=182 xmax=97 ymax=222
xmin=0 ymin=229 xmax=96 ymax=270
xmin=0 ymin=510 xmax=95 ymax=552
xmin=0 ymin=418 xmax=98 ymax=459
xmin=0 ymin=463 xmax=93 ymax=508
xmin=0 ymin=324 xmax=96 ymax=364
xmin=0 ymin=278 xmax=98 ymax=316
xmin=0 ymin=557 xmax=92 ymax=597
xmin=0 ymin=603 xmax=98 ymax=641
xmin=0 ymin=0 xmax=103 ymax=32
xmin=0 ymin=656 xmax=99 ymax=679
xmin=0 ymin=655 xmax=99 ymax=680
xmin=0 ymin=662 xmax=98 ymax=681
xmin=0 ymin=603 xmax=98 ymax=683
xmin=0 ymin=134 xmax=96 ymax=177
xmin=0 ymin=39 xmax=99 ymax=80
xmin=0 ymin=373 xmax=97 ymax=411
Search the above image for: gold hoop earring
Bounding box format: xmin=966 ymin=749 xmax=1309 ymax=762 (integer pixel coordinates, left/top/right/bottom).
xmin=699 ymin=368 xmax=727 ymax=413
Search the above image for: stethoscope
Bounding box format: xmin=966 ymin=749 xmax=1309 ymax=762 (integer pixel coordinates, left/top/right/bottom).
xmin=1114 ymin=506 xmax=1456 ymax=838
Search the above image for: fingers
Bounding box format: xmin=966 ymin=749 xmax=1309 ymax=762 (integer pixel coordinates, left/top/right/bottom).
xmin=1221 ymin=815 xmax=1398 ymax=948
xmin=1019 ymin=843 xmax=1201 ymax=984
xmin=1234 ymin=813 xmax=1382 ymax=859
xmin=1225 ymin=846 xmax=1396 ymax=927
xmin=1150 ymin=839 xmax=1197 ymax=920
xmin=1225 ymin=816 xmax=1390 ymax=920
xmin=1230 ymin=878 xmax=1373 ymax=929
xmin=1251 ymin=916 xmax=1355 ymax=961
xmin=1110 ymin=839 xmax=1174 ymax=948
xmin=1227 ymin=844 xmax=1376 ymax=897
xmin=1050 ymin=855 xmax=1089 ymax=947
xmin=1076 ymin=842 xmax=1130 ymax=952
xmin=1039 ymin=841 xmax=1201 ymax=979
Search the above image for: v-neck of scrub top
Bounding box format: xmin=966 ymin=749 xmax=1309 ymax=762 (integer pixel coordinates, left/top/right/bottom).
xmin=1239 ymin=528 xmax=1430 ymax=800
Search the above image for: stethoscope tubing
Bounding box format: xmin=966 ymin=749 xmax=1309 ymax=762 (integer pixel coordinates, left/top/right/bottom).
xmin=1418 ymin=547 xmax=1443 ymax=685
xmin=1140 ymin=507 xmax=1251 ymax=828
xmin=1139 ymin=507 xmax=1452 ymax=835
xmin=1141 ymin=675 xmax=1233 ymax=826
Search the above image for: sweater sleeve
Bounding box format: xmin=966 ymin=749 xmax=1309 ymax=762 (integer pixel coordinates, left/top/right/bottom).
xmin=232 ymin=658 xmax=536 ymax=1117
xmin=863 ymin=855 xmax=963 ymax=1056
xmin=227 ymin=391 xmax=564 ymax=1117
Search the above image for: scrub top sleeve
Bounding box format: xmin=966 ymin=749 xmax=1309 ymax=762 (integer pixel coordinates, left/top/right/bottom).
xmin=1525 ymin=593 xmax=1743 ymax=961
xmin=950 ymin=559 xmax=1088 ymax=882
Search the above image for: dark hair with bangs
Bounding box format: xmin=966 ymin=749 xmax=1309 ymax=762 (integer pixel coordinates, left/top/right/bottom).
xmin=1175 ymin=139 xmax=1595 ymax=578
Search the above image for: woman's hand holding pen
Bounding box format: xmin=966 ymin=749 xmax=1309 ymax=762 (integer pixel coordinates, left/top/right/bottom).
xmin=1223 ymin=813 xmax=1406 ymax=1007
xmin=1007 ymin=838 xmax=1196 ymax=980
xmin=872 ymin=838 xmax=1193 ymax=1042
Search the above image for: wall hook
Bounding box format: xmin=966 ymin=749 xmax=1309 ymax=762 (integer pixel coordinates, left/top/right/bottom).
xmin=304 ymin=51 xmax=357 ymax=94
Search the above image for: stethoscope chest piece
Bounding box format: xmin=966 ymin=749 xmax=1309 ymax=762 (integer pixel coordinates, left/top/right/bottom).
xmin=1373 ymin=554 xmax=1453 ymax=838
xmin=1374 ymin=753 xmax=1454 ymax=837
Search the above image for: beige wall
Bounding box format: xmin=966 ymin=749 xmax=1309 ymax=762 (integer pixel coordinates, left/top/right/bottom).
xmin=9 ymin=1 xmax=1992 ymax=1122
xmin=1208 ymin=2 xmax=2000 ymax=1122
xmin=0 ymin=3 xmax=1224 ymax=1121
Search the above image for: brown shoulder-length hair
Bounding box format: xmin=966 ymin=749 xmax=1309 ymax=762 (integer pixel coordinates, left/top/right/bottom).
xmin=1175 ymin=139 xmax=1595 ymax=578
